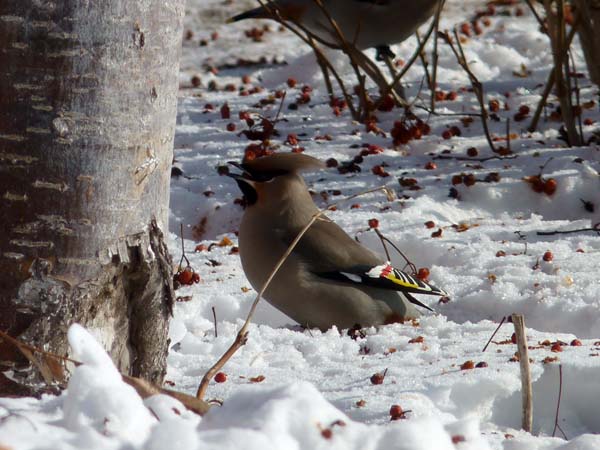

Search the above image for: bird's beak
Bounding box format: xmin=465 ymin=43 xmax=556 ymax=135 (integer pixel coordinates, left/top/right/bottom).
xmin=226 ymin=162 xmax=259 ymax=206
xmin=226 ymin=161 xmax=257 ymax=187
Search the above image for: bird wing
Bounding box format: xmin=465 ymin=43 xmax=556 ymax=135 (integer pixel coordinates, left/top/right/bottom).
xmin=277 ymin=217 xmax=448 ymax=301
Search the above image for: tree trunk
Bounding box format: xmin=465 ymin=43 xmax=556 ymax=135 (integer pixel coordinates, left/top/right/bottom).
xmin=0 ymin=0 xmax=184 ymax=393
xmin=575 ymin=0 xmax=600 ymax=87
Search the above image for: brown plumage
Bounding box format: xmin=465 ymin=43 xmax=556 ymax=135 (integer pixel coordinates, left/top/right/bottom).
xmin=228 ymin=153 xmax=446 ymax=330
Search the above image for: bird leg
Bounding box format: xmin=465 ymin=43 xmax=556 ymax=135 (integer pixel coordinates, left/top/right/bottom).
xmin=375 ymin=45 xmax=407 ymax=103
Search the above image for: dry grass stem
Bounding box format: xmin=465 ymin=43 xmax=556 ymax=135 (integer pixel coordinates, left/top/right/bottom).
xmin=511 ymin=314 xmax=533 ymax=433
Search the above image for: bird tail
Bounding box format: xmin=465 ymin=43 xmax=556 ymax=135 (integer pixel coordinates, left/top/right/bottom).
xmin=227 ymin=6 xmax=269 ymax=23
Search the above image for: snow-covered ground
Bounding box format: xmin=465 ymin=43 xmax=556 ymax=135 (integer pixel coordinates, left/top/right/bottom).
xmin=2 ymin=0 xmax=600 ymax=449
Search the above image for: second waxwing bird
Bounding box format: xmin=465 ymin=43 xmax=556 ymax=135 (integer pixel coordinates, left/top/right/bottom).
xmin=229 ymin=0 xmax=443 ymax=61
xmin=228 ymin=153 xmax=447 ymax=331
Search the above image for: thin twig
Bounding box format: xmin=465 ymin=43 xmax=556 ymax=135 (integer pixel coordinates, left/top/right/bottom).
xmin=195 ymin=186 xmax=392 ymax=400
xmin=430 ymin=0 xmax=445 ymax=112
xmin=482 ymin=316 xmax=506 ymax=352
xmin=433 ymin=153 xmax=517 ymax=162
xmin=536 ymin=225 xmax=600 ymax=235
xmin=259 ymin=0 xmax=358 ymax=118
xmin=212 ymin=306 xmax=218 ymax=338
xmin=372 ymin=228 xmax=392 ymax=261
xmin=415 ymin=31 xmax=432 ymax=92
xmin=552 ymin=364 xmax=564 ymax=438
xmin=528 ymin=17 xmax=578 ymax=132
xmin=506 ymin=118 xmax=511 ymax=153
xmin=524 ymin=0 xmax=548 ymax=32
xmin=177 ymin=223 xmax=189 ymax=269
xmin=441 ymin=29 xmax=497 ymax=153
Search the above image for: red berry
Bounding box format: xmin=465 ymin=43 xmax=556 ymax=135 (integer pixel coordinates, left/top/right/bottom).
xmin=488 ymin=99 xmax=500 ymax=112
xmin=467 ymin=147 xmax=479 ymax=157
xmin=424 ymin=220 xmax=435 ymax=229
xmin=460 ymin=360 xmax=475 ymax=370
xmin=416 ymin=268 xmax=430 ymax=281
xmin=463 ymin=174 xmax=476 ymax=186
xmin=544 ymin=178 xmax=557 ymax=196
xmin=226 ymin=123 xmax=236 ymax=132
xmin=287 ymin=78 xmax=297 ymax=88
xmin=511 ymin=333 xmax=517 ymax=344
xmin=451 ymin=175 xmax=463 ymax=185
xmin=286 ymin=133 xmax=299 ymax=146
xmin=214 ymin=372 xmax=227 ymax=383
xmin=543 ymin=251 xmax=553 ymax=262
xmin=442 ymin=129 xmax=453 ymax=140
xmin=220 ymin=103 xmax=231 ymax=119
xmin=389 ymin=404 xmax=405 ymax=420
xmin=191 ymin=75 xmax=202 ymax=87
xmin=371 ymin=165 xmax=389 ymax=177
xmin=425 ymin=161 xmax=437 ymax=170
xmin=370 ymin=372 xmax=385 ymax=385
xmin=570 ymin=339 xmax=582 ymax=346
xmin=368 ymin=218 xmax=379 ymax=229
xmin=460 ymin=23 xmax=471 ymax=36
xmin=551 ymin=343 xmax=563 ymax=353
xmin=177 ymin=267 xmax=194 ymax=285
xmin=325 ymin=158 xmax=338 ymax=168
xmin=321 ymin=429 xmax=333 ymax=439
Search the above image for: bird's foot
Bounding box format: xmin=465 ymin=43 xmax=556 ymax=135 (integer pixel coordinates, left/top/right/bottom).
xmin=375 ymin=45 xmax=395 ymax=62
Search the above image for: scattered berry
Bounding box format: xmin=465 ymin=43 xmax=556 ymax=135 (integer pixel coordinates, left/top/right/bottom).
xmin=551 ymin=343 xmax=563 ymax=353
xmin=460 ymin=360 xmax=475 ymax=370
xmin=214 ymin=372 xmax=227 ymax=383
xmin=544 ymin=178 xmax=557 ymax=196
xmin=368 ymin=218 xmax=379 ymax=229
xmin=389 ymin=404 xmax=406 ymax=420
xmin=543 ymin=251 xmax=553 ymax=262
xmin=416 ymin=268 xmax=430 ymax=281
xmin=370 ymin=370 xmax=386 ymax=385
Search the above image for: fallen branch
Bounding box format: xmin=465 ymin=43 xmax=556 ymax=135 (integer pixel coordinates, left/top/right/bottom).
xmin=0 ymin=329 xmax=211 ymax=416
xmin=537 ymin=224 xmax=600 ymax=236
xmin=433 ymin=154 xmax=517 ymax=162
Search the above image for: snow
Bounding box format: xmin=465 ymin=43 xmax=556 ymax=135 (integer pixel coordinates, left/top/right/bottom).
xmin=2 ymin=0 xmax=600 ymax=449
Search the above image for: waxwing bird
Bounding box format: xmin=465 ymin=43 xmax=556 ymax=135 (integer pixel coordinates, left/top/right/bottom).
xmin=228 ymin=153 xmax=447 ymax=331
xmin=229 ymin=0 xmax=443 ymax=61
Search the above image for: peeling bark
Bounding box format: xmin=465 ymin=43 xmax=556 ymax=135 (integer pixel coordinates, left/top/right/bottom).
xmin=0 ymin=0 xmax=184 ymax=392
